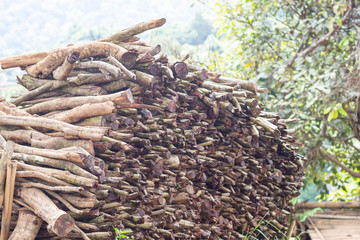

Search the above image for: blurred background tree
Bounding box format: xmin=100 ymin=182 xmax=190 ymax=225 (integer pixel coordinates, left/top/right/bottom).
xmin=209 ymin=0 xmax=360 ymax=201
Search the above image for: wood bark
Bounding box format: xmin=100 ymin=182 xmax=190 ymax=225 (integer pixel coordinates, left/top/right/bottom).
xmin=25 ymin=89 xmax=132 ymax=114
xmin=99 ymin=18 xmax=166 ymax=43
xmin=75 ymin=60 xmax=121 ymax=78
xmin=8 ymin=209 xmax=43 ymax=240
xmin=18 ymin=75 xmax=106 ymax=96
xmin=16 ymin=161 xmax=97 ymax=187
xmin=49 ymin=101 xmax=116 ymax=123
xmin=0 ymin=161 xmax=17 ymax=240
xmin=0 ymin=115 xmax=106 ymax=141
xmin=53 ymin=51 xmax=80 ymax=80
xmin=26 ymin=42 xmax=138 ymax=78
xmin=10 ymin=152 xmax=97 ymax=180
xmin=17 ymin=187 xmax=75 ymax=237
xmin=0 ymin=51 xmax=49 ymax=70
xmin=0 ymin=100 xmax=32 ymax=116
xmin=0 ymin=141 xmax=14 ymax=208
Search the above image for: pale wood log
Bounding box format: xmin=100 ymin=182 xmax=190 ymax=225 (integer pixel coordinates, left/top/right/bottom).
xmin=9 ymin=152 xmax=97 ymax=180
xmin=16 ymin=161 xmax=97 ymax=187
xmin=100 ymin=79 xmax=129 ymax=93
xmin=75 ymin=116 xmax=108 ymax=127
xmin=13 ymin=143 xmax=94 ymax=166
xmin=75 ymin=221 xmax=99 ymax=232
xmin=100 ymin=18 xmax=166 ymax=43
xmin=0 ymin=115 xmax=106 ymax=141
xmin=16 ymin=182 xmax=83 ymax=193
xmin=67 ymin=73 xmax=117 ymax=86
xmin=25 ymin=89 xmax=132 ymax=114
xmin=49 ymin=231 xmax=112 ymax=240
xmin=1 ymin=129 xmax=50 ymax=144
xmin=0 ymin=141 xmax=14 ymax=208
xmin=0 ymin=161 xmax=17 ymax=240
xmin=26 ymin=42 xmax=138 ymax=78
xmin=18 ymin=75 xmax=106 ymax=96
xmin=49 ymin=101 xmax=116 ymax=123
xmin=75 ymin=60 xmax=121 ymax=78
xmin=108 ymin=56 xmax=136 ymax=80
xmin=60 ymin=194 xmax=98 ymax=209
xmin=0 ymin=100 xmax=32 ymax=117
xmin=215 ymin=76 xmax=258 ymax=94
xmin=17 ymin=187 xmax=75 ymax=237
xmin=45 ymin=190 xmax=89 ymax=215
xmin=0 ymin=134 xmax=5 ymax=150
xmin=52 ymin=51 xmax=80 ymax=80
xmin=33 ymin=138 xmax=94 ymax=155
xmin=16 ymin=171 xmax=72 ymax=186
xmin=10 ymin=80 xmax=66 ymax=106
xmin=0 ymin=52 xmax=49 ymax=70
xmin=8 ymin=209 xmax=43 ymax=240
xmin=251 ymin=117 xmax=280 ymax=138
xmin=127 ymin=70 xmax=155 ymax=88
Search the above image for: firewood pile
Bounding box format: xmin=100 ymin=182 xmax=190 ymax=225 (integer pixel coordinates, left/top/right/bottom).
xmin=0 ymin=18 xmax=304 ymax=240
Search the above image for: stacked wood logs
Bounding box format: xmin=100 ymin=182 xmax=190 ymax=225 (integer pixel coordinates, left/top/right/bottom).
xmin=0 ymin=18 xmax=305 ymax=240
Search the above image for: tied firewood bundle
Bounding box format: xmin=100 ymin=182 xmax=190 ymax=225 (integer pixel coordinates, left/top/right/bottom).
xmin=0 ymin=18 xmax=304 ymax=240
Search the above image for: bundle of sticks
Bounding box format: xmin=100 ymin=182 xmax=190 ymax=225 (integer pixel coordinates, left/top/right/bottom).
xmin=0 ymin=18 xmax=305 ymax=239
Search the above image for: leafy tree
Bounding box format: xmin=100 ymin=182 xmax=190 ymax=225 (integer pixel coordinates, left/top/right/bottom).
xmin=211 ymin=0 xmax=360 ymax=200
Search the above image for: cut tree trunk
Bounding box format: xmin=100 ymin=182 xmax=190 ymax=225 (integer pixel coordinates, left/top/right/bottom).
xmin=26 ymin=42 xmax=138 ymax=78
xmin=8 ymin=209 xmax=43 ymax=240
xmin=17 ymin=187 xmax=75 ymax=237
xmin=25 ymin=89 xmax=132 ymax=114
xmin=52 ymin=52 xmax=80 ymax=80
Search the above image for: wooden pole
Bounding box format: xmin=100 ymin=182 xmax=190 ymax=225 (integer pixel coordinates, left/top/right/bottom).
xmin=296 ymin=201 xmax=360 ymax=209
xmin=0 ymin=141 xmax=14 ymax=208
xmin=8 ymin=209 xmax=43 ymax=240
xmin=0 ymin=161 xmax=17 ymax=240
xmin=17 ymin=187 xmax=75 ymax=237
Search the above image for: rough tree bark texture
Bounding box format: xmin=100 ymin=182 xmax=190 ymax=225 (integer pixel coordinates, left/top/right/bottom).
xmin=26 ymin=42 xmax=138 ymax=78
xmin=17 ymin=187 xmax=75 ymax=237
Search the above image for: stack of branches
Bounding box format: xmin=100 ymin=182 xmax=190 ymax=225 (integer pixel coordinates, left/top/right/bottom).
xmin=0 ymin=18 xmax=305 ymax=240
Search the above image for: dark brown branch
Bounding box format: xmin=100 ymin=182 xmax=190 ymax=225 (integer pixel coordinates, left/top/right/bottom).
xmin=287 ymin=3 xmax=354 ymax=68
xmin=319 ymin=148 xmax=360 ymax=178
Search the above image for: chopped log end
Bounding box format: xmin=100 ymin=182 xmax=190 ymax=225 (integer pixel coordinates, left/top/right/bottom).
xmin=49 ymin=213 xmax=75 ymax=237
xmin=172 ymin=62 xmax=188 ymax=79
xmin=67 ymin=51 xmax=80 ymax=64
xmin=121 ymin=51 xmax=138 ymax=69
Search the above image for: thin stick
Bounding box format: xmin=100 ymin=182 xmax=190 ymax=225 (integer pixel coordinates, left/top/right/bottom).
xmin=108 ymin=56 xmax=136 ymax=80
xmin=0 ymin=135 xmax=6 ymax=150
xmin=45 ymin=190 xmax=89 ymax=215
xmin=285 ymin=218 xmax=296 ymax=240
xmin=0 ymin=141 xmax=14 ymax=208
xmin=13 ymin=198 xmax=34 ymax=211
xmin=308 ymin=217 xmax=326 ymax=240
xmin=0 ymin=161 xmax=17 ymax=240
xmin=99 ymin=18 xmax=166 ymax=42
xmin=16 ymin=171 xmax=72 ymax=186
xmin=16 ymin=182 xmax=83 ymax=192
xmin=74 ymin=224 xmax=91 ymax=240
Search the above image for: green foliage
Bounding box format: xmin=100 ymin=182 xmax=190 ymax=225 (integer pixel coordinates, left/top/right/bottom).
xmin=113 ymin=227 xmax=134 ymax=240
xmin=211 ymin=0 xmax=360 ymax=199
xmin=296 ymin=208 xmax=323 ymax=222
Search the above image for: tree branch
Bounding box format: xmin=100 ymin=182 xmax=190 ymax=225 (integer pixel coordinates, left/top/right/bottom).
xmin=319 ymin=148 xmax=360 ymax=178
xmin=286 ymin=2 xmax=354 ymax=68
